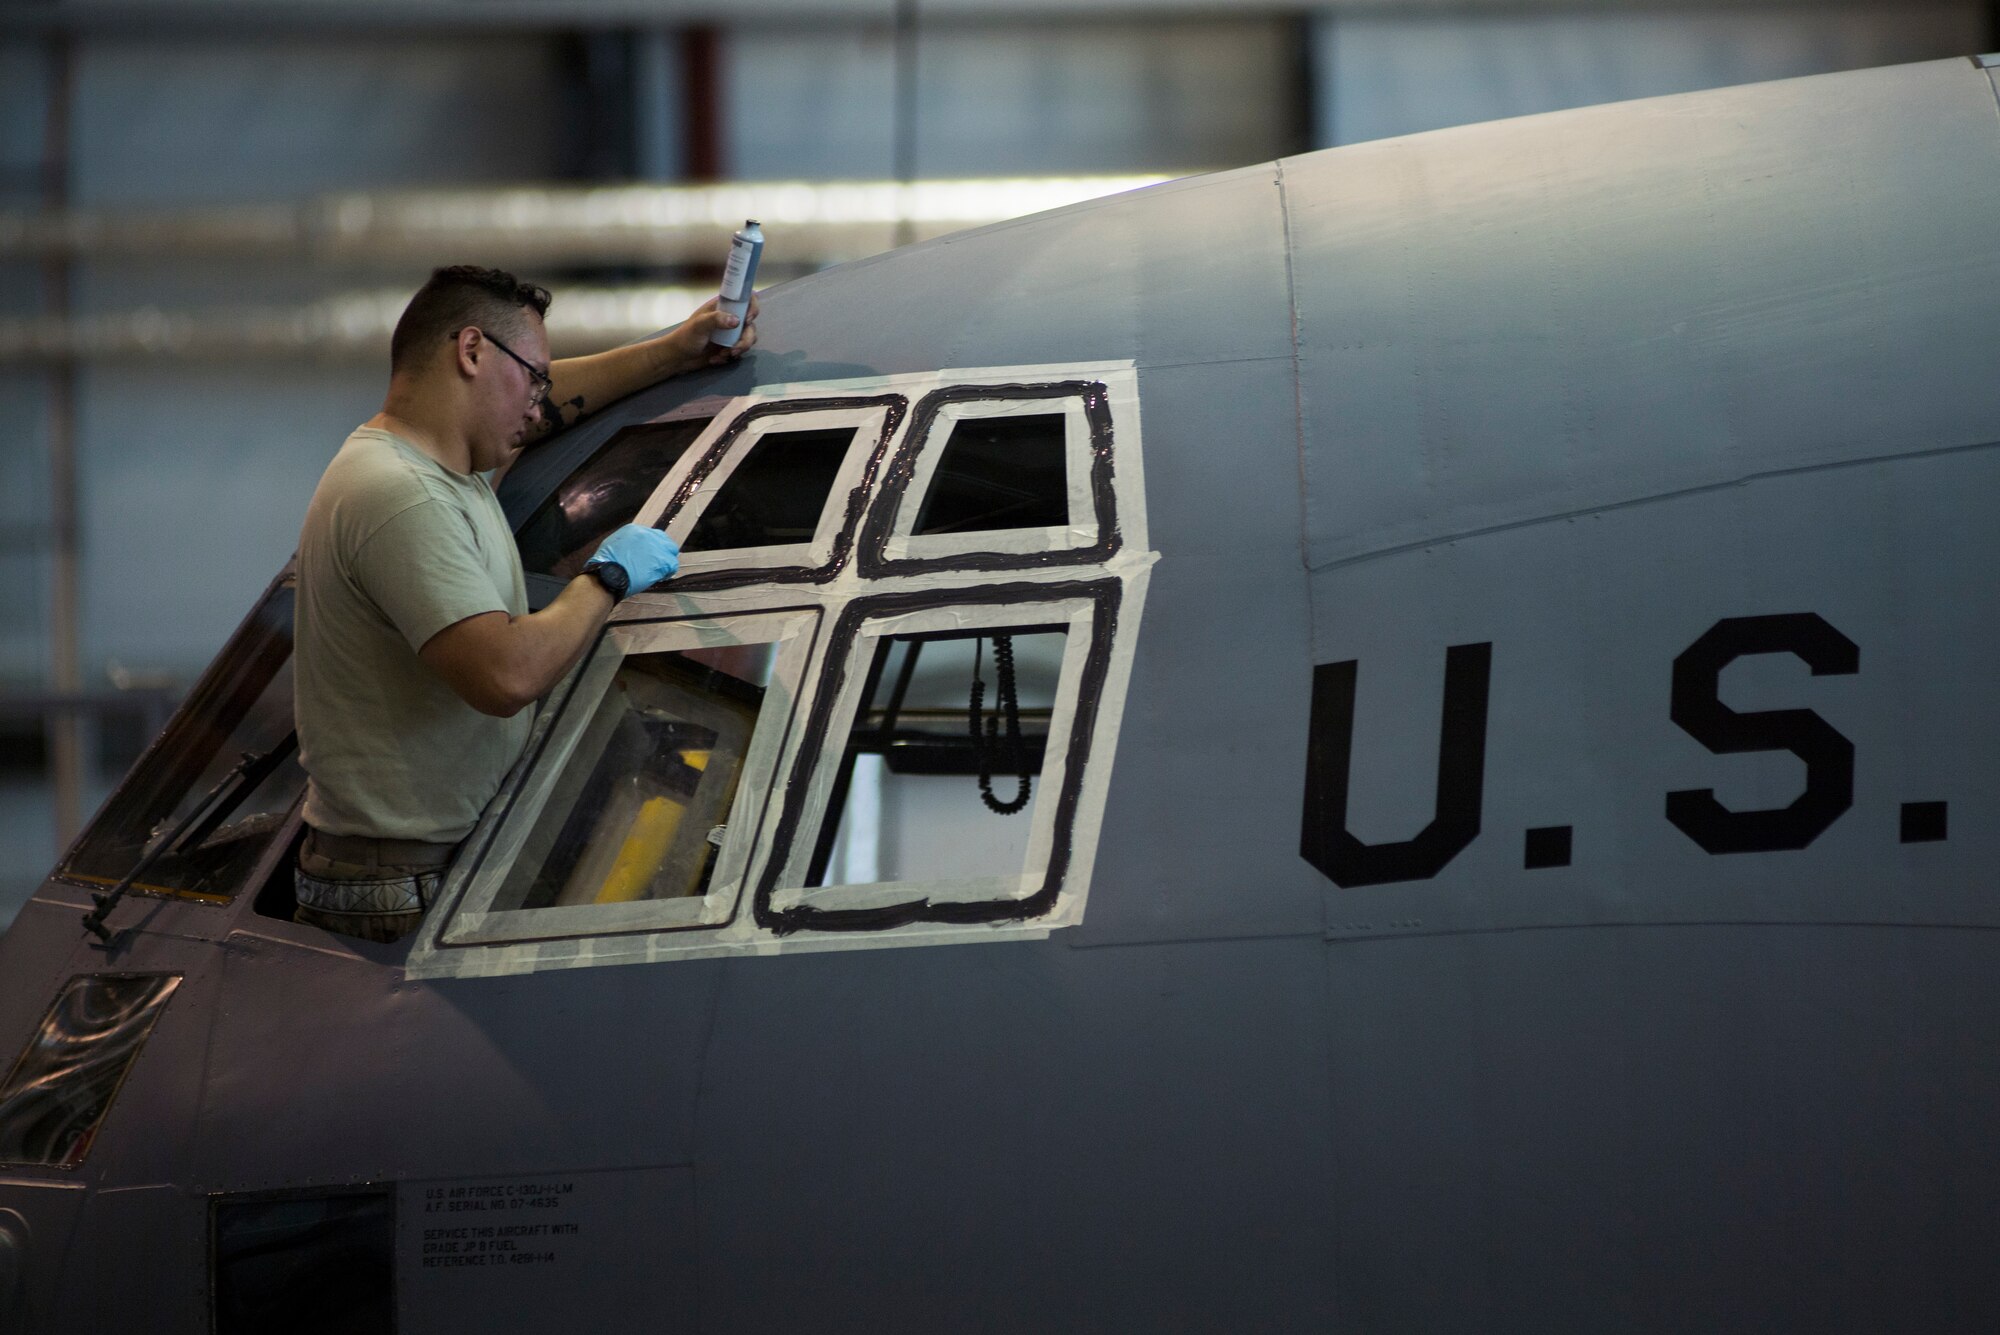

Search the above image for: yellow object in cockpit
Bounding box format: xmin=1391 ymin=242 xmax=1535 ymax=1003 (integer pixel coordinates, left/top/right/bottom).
xmin=594 ymin=750 xmax=711 ymax=903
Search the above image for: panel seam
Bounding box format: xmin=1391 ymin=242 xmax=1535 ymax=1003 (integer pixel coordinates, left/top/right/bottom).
xmin=1275 ymin=156 xmax=1339 ymax=962
xmin=1325 ymin=917 xmax=2000 ymax=945
xmin=1307 ymin=435 xmax=2000 ymax=575
xmin=1275 ymin=160 xmax=1310 ymax=585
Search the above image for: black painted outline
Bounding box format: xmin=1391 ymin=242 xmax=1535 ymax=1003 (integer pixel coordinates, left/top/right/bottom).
xmin=857 ymin=382 xmax=1121 ymax=579
xmin=653 ymin=395 xmax=909 ymax=593
xmin=753 ymin=578 xmax=1122 ymax=937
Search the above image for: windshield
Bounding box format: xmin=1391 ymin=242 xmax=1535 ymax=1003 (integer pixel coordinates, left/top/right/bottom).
xmin=515 ymin=417 xmax=713 ymax=581
xmin=59 ymin=582 xmax=305 ymax=902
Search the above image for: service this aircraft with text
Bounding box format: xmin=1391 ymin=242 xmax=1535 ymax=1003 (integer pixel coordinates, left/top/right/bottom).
xmin=1 ymin=54 xmax=1997 ymax=1334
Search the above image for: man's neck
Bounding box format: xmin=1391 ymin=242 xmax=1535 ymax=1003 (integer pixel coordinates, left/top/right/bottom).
xmin=366 ymin=407 xmax=473 ymax=475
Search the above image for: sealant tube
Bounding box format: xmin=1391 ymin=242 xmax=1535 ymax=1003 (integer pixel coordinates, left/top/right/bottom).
xmin=711 ymin=219 xmax=763 ymax=348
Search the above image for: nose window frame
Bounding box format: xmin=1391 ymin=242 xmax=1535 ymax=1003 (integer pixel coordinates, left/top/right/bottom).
xmin=857 ymin=379 xmax=1124 ymax=579
xmin=633 ymin=394 xmax=909 ymax=593
xmin=752 ymin=584 xmax=1118 ymax=936
xmin=410 ymin=360 xmax=1152 ymax=980
xmin=428 ymin=607 xmax=822 ymax=950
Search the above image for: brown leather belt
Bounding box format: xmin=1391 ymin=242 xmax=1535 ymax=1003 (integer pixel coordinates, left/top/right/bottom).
xmin=303 ymin=826 xmax=457 ymax=870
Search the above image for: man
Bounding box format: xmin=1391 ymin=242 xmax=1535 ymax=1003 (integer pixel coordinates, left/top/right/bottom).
xmin=293 ymin=265 xmax=758 ymax=942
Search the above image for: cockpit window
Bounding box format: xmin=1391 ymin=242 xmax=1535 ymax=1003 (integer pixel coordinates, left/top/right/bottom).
xmin=434 ymin=609 xmax=817 ymax=946
xmin=811 ymin=628 xmax=1064 ymax=887
xmin=58 ymin=580 xmax=303 ymax=904
xmin=760 ymin=596 xmax=1104 ymax=931
xmin=639 ymin=398 xmax=905 ymax=586
xmin=864 ymin=385 xmax=1114 ymax=576
xmin=912 ymin=414 xmax=1069 ymax=535
xmin=0 ymin=973 xmax=181 ymax=1168
xmin=683 ymin=427 xmax=855 ymax=552
xmin=494 ymin=646 xmax=763 ymax=910
xmin=515 ymin=417 xmax=713 ymax=581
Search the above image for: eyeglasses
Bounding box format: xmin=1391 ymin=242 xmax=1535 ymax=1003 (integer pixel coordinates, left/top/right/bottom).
xmin=454 ymin=327 xmax=551 ymax=406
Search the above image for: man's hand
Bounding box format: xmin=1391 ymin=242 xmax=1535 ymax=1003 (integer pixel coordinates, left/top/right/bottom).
xmin=524 ymin=292 xmax=762 ymax=451
xmin=654 ymin=292 xmax=762 ymax=375
xmin=588 ymin=524 xmax=682 ymax=594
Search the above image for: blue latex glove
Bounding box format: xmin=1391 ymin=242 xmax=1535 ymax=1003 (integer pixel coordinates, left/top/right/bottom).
xmin=588 ymin=524 xmax=681 ymax=594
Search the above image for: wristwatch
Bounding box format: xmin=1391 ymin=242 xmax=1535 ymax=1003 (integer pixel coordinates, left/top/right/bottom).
xmin=581 ymin=559 xmax=630 ymax=600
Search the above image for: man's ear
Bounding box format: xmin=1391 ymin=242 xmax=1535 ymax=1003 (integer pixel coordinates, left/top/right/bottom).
xmin=452 ymin=327 xmax=483 ymax=378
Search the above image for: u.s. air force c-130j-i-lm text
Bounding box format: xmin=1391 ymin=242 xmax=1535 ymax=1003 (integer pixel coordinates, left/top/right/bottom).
xmin=1 ymin=53 xmax=1998 ymax=1334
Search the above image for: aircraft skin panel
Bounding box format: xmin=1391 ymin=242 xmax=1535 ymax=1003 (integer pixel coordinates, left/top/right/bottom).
xmin=1288 ymin=56 xmax=2000 ymax=575
xmin=546 ymin=167 xmax=1291 ymax=437
xmin=1071 ymin=357 xmax=1326 ymax=947
xmin=0 ymin=1178 xmax=83 ymax=1332
xmin=1324 ymin=924 xmax=2000 ymax=1331
xmin=754 ymin=164 xmax=1292 ymax=381
xmin=192 ymin=936 xmax=452 ymax=1181
xmin=64 ymin=1183 xmax=207 ymax=1330
xmin=0 ymin=901 xmax=96 ymax=1065
xmin=691 ymin=933 xmax=1339 ymax=1331
xmin=1310 ymin=443 xmax=2000 ymax=938
xmin=185 ymin=940 xmax=724 ymax=1186
xmin=398 ymin=1163 xmax=698 ymax=1331
xmin=4 ymin=934 xmax=215 ymax=1330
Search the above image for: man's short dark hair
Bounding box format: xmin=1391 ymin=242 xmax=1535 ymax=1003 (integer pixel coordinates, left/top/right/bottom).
xmin=389 ymin=265 xmax=553 ymax=373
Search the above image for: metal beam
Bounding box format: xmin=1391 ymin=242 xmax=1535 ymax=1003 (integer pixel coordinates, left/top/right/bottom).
xmin=6 ymin=0 xmax=1869 ymax=34
xmin=682 ymin=26 xmax=724 ymax=181
xmin=0 ymin=285 xmax=716 ymax=363
xmin=0 ymin=176 xmax=1170 ymax=266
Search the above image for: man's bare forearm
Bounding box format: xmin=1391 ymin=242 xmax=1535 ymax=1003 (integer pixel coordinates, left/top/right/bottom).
xmin=422 ymin=577 xmax=616 ymax=717
xmin=530 ymin=336 xmax=699 ymax=441
xmin=506 ymin=575 xmax=619 ymax=704
xmin=487 ymin=338 xmax=694 ymax=485
xmin=518 ymin=295 xmax=757 ymax=451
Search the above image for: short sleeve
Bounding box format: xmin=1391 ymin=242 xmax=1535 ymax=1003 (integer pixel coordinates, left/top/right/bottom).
xmin=350 ymin=499 xmax=512 ymax=652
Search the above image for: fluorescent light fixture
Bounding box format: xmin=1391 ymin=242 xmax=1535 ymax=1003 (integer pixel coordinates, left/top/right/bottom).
xmin=0 ymin=176 xmax=1175 ymax=264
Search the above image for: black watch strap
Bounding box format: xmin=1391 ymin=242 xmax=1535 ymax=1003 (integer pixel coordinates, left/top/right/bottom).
xmin=582 ymin=559 xmax=630 ymax=600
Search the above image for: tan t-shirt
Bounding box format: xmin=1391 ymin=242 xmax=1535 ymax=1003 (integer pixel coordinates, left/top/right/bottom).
xmin=296 ymin=427 xmax=531 ymax=842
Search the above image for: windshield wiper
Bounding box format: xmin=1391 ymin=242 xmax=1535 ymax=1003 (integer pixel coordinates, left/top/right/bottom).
xmin=82 ymin=731 xmax=298 ymax=942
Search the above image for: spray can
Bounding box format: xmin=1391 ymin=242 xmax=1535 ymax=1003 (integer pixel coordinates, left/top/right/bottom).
xmin=710 ymin=219 xmax=763 ymax=348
